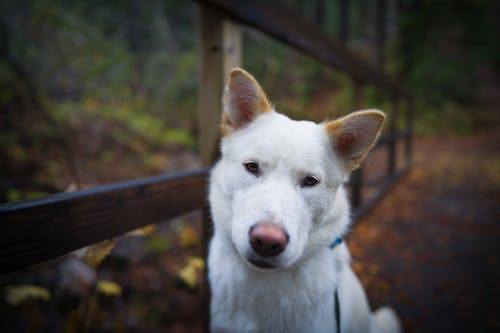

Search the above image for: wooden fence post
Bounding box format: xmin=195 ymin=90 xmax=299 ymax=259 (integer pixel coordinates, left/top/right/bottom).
xmin=222 ymin=20 xmax=242 ymax=82
xmin=388 ymin=96 xmax=399 ymax=176
xmin=197 ymin=6 xmax=241 ymax=332
xmin=197 ymin=9 xmax=242 ymax=166
xmin=374 ymin=0 xmax=386 ymax=69
xmin=339 ymin=0 xmax=350 ymax=44
xmin=405 ymin=96 xmax=414 ymax=167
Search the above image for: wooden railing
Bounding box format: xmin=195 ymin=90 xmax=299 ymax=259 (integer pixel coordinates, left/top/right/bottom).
xmin=0 ymin=0 xmax=413 ymax=322
xmin=0 ymin=169 xmax=208 ymax=274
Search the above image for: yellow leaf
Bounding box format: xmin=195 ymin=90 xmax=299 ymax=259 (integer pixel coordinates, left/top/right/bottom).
xmin=5 ymin=285 xmax=51 ymax=306
xmin=178 ymin=256 xmax=205 ymax=289
xmin=179 ymin=225 xmax=199 ymax=248
xmin=187 ymin=256 xmax=205 ymax=270
xmin=178 ymin=265 xmax=197 ymax=288
xmin=80 ymin=240 xmax=116 ymax=267
xmin=96 ymin=280 xmax=122 ymax=296
xmin=126 ymin=224 xmax=157 ymax=236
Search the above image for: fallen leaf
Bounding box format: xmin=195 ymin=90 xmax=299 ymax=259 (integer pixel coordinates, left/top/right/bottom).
xmin=126 ymin=224 xmax=157 ymax=236
xmin=178 ymin=256 xmax=205 ymax=288
xmin=186 ymin=256 xmax=204 ymax=269
xmin=76 ymin=239 xmax=116 ymax=267
xmin=96 ymin=280 xmax=122 ymax=296
xmin=179 ymin=225 xmax=199 ymax=248
xmin=5 ymin=285 xmax=51 ymax=306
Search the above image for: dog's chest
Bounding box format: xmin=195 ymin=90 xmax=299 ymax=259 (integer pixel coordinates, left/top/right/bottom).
xmin=210 ymin=243 xmax=340 ymax=332
xmin=245 ymin=287 xmax=336 ymax=332
xmin=212 ymin=279 xmax=337 ymax=333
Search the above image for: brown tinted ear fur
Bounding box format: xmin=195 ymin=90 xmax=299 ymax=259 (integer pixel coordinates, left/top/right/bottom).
xmin=325 ymin=110 xmax=386 ymax=171
xmin=221 ymin=68 xmax=272 ymax=136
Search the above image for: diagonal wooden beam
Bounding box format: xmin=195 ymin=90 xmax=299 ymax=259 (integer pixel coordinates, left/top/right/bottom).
xmin=195 ymin=0 xmax=410 ymax=98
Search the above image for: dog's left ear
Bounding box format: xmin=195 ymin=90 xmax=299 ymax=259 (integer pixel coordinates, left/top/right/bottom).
xmin=325 ymin=110 xmax=386 ymax=171
xmin=221 ymin=68 xmax=272 ymax=136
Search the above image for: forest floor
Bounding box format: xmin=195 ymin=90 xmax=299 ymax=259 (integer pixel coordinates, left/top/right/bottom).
xmin=349 ymin=128 xmax=500 ymax=333
xmin=1 ymin=129 xmax=499 ymax=333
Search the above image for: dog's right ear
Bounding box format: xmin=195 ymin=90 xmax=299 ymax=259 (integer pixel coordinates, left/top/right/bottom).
xmin=221 ymin=68 xmax=272 ymax=135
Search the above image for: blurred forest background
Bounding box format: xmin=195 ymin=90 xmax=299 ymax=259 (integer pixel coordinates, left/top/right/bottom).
xmin=2 ymin=0 xmax=499 ymax=202
xmin=0 ymin=0 xmax=499 ymax=332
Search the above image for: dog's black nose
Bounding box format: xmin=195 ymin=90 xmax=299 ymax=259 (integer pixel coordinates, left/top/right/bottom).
xmin=249 ymin=223 xmax=289 ymax=257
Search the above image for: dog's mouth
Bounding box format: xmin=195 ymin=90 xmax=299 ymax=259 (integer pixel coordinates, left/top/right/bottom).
xmin=247 ymin=258 xmax=276 ymax=270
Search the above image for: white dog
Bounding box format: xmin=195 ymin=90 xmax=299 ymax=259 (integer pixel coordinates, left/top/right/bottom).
xmin=208 ymin=68 xmax=401 ymax=333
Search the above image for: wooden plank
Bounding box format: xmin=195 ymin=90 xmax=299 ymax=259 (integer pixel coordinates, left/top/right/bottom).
xmin=197 ymin=7 xmax=242 ymax=166
xmin=352 ymin=166 xmax=409 ymax=222
xmin=197 ymin=10 xmax=223 ymax=328
xmin=374 ymin=0 xmax=386 ymax=68
xmin=339 ymin=0 xmax=350 ymax=44
xmin=0 ymin=168 xmax=209 ymax=274
xmin=196 ymin=0 xmax=410 ymax=98
xmin=405 ymin=97 xmax=415 ymax=167
xmin=222 ymin=20 xmax=242 ymax=82
xmin=197 ymin=7 xmax=224 ymax=166
xmin=197 ymin=9 xmax=241 ymax=332
xmin=388 ymin=97 xmax=399 ymax=176
xmin=374 ymin=130 xmax=411 ymax=148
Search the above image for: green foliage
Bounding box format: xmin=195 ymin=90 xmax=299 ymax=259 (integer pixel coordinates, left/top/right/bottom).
xmin=0 ymin=0 xmax=198 ymax=201
xmin=2 ymin=0 xmax=198 ymax=119
xmin=399 ymin=0 xmax=500 ymax=106
xmin=393 ymin=0 xmax=500 ymax=135
xmin=414 ymin=100 xmax=491 ymax=137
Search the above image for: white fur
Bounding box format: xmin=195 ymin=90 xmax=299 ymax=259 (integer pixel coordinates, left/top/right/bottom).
xmin=208 ymin=76 xmax=401 ymax=333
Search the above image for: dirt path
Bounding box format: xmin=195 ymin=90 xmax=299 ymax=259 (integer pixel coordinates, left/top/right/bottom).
xmin=349 ymin=129 xmax=500 ymax=333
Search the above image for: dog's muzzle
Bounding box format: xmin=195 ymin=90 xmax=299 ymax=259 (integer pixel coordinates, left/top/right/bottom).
xmin=246 ymin=222 xmax=289 ymax=269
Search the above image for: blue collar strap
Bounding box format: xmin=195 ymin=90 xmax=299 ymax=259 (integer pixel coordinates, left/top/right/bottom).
xmin=329 ymin=237 xmax=343 ymax=332
xmin=329 ymin=237 xmax=343 ymax=249
xmin=334 ymin=288 xmax=341 ymax=333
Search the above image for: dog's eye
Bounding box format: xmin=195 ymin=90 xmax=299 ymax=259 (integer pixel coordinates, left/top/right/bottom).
xmin=302 ymin=175 xmax=320 ymax=187
xmin=244 ymin=161 xmax=260 ymax=175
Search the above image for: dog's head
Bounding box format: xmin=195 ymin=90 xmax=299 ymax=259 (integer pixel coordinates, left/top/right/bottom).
xmin=211 ymin=68 xmax=385 ymax=271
